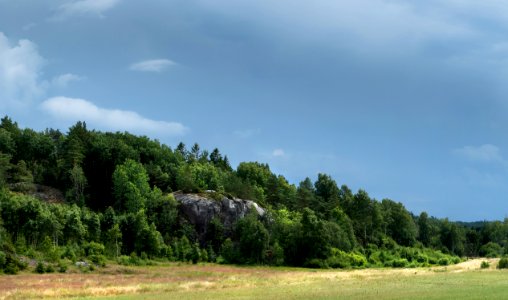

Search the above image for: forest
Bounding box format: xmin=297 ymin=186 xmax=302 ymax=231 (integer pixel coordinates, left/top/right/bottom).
xmin=0 ymin=115 xmax=507 ymax=274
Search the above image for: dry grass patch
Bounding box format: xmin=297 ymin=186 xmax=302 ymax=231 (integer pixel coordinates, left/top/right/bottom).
xmin=0 ymin=259 xmax=504 ymax=300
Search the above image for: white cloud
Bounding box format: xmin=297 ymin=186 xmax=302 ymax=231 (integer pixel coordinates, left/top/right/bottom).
xmin=272 ymin=149 xmax=285 ymax=157
xmin=0 ymin=32 xmax=46 ymax=109
xmin=51 ymin=73 xmax=84 ymax=88
xmin=52 ymin=0 xmax=121 ymax=21
xmin=454 ymin=144 xmax=507 ymax=164
xmin=129 ymin=59 xmax=176 ymax=72
xmin=41 ymin=97 xmax=188 ymax=136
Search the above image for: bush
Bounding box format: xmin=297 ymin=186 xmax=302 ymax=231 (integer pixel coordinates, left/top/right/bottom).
xmin=480 ymin=242 xmax=503 ymax=258
xmin=305 ymin=258 xmax=329 ymax=269
xmin=45 ymin=264 xmax=55 ymax=273
xmin=451 ymin=257 xmax=461 ymax=264
xmin=4 ymin=262 xmax=19 ymax=275
xmin=85 ymin=242 xmax=105 ymax=256
xmin=326 ymin=249 xmax=367 ymax=269
xmin=392 ymin=259 xmax=408 ymax=268
xmin=117 ymin=255 xmax=130 ymax=266
xmin=481 ymin=261 xmax=490 ymax=269
xmin=35 ymin=262 xmax=45 ymax=274
xmin=349 ymin=253 xmax=367 ymax=268
xmin=497 ymin=257 xmax=508 ymax=269
xmin=89 ymin=254 xmax=107 ymax=267
xmin=327 ymin=255 xmax=349 ymax=269
xmin=0 ymin=251 xmax=6 ymax=268
xmin=438 ymin=258 xmax=449 ymax=266
xmin=220 ymin=238 xmax=237 ymax=264
xmin=58 ymin=261 xmax=68 ymax=273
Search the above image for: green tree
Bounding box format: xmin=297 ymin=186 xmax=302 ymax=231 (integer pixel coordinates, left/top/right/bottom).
xmin=107 ymin=223 xmax=122 ymax=258
xmin=67 ymin=165 xmax=87 ymax=206
xmin=146 ymin=189 xmax=178 ymax=238
xmin=381 ymin=199 xmax=417 ymax=246
xmin=417 ymin=212 xmax=431 ymax=247
xmin=296 ymin=177 xmax=316 ymax=210
xmin=113 ymin=159 xmax=150 ymax=213
xmin=0 ymin=154 xmax=11 ymax=187
xmin=235 ymin=212 xmax=269 ymax=264
xmin=314 ymin=173 xmax=340 ymax=215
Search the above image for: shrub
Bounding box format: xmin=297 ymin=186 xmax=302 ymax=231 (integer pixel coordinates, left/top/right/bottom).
xmin=416 ymin=254 xmax=428 ymax=264
xmin=62 ymin=247 xmax=77 ymax=262
xmin=497 ymin=257 xmax=508 ymax=269
xmin=481 ymin=261 xmax=490 ymax=269
xmin=305 ymin=258 xmax=329 ymax=269
xmin=438 ymin=258 xmax=449 ymax=266
xmin=35 ymin=262 xmax=45 ymax=274
xmin=0 ymin=251 xmax=6 ymax=268
xmin=117 ymin=255 xmax=130 ymax=266
xmin=85 ymin=242 xmax=105 ymax=256
xmin=327 ymin=255 xmax=349 ymax=269
xmin=451 ymin=257 xmax=461 ymax=264
xmin=58 ymin=261 xmax=68 ymax=273
xmin=480 ymin=242 xmax=503 ymax=258
xmin=349 ymin=253 xmax=367 ymax=267
xmin=4 ymin=262 xmax=19 ymax=275
xmin=45 ymin=264 xmax=55 ymax=273
xmin=220 ymin=238 xmax=237 ymax=264
xmin=89 ymin=254 xmax=106 ymax=267
xmin=392 ymin=259 xmax=408 ymax=268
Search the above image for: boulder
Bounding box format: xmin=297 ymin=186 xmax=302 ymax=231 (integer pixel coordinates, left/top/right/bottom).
xmin=173 ymin=193 xmax=265 ymax=242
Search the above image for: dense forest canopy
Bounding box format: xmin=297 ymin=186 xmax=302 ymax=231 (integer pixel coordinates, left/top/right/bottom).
xmin=0 ymin=115 xmax=507 ymax=274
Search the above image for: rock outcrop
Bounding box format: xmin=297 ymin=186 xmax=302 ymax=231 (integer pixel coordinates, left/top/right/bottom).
xmin=173 ymin=192 xmax=265 ymax=242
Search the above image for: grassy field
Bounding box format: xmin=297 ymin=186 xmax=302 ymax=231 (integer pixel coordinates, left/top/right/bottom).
xmin=0 ymin=258 xmax=506 ymax=299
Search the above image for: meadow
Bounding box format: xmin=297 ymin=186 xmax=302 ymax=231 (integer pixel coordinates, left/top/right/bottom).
xmin=0 ymin=258 xmax=505 ymax=299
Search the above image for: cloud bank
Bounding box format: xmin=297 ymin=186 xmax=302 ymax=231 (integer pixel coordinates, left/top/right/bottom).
xmin=41 ymin=97 xmax=188 ymax=136
xmin=129 ymin=59 xmax=176 ymax=72
xmin=0 ymin=32 xmax=46 ymax=109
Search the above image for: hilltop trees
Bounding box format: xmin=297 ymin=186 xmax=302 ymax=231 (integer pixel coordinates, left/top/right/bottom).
xmin=0 ymin=116 xmax=505 ymax=273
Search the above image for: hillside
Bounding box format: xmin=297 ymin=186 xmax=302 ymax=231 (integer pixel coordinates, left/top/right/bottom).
xmin=0 ymin=116 xmax=507 ymax=274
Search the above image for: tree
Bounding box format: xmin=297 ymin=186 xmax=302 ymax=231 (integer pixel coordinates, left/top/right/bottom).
xmin=381 ymin=199 xmax=417 ymax=246
xmin=68 ymin=165 xmax=87 ymax=206
xmin=190 ymin=143 xmax=200 ymax=162
xmin=63 ymin=205 xmax=86 ymax=244
xmin=296 ymin=177 xmax=316 ymax=210
xmin=235 ymin=212 xmax=269 ymax=264
xmin=146 ymin=189 xmax=178 ymax=237
xmin=314 ymin=174 xmax=340 ymax=215
xmin=0 ymin=154 xmax=11 ymax=187
xmin=417 ymin=212 xmax=431 ymax=247
xmin=113 ymin=159 xmax=151 ymax=213
xmin=107 ymin=223 xmax=122 ymax=258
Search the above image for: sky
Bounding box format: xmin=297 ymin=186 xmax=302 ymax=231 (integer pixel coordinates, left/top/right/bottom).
xmin=1 ymin=0 xmax=508 ymax=221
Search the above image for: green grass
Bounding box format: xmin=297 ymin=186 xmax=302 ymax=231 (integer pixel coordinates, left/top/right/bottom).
xmin=80 ymin=271 xmax=508 ymax=300
xmin=2 ymin=259 xmax=505 ymax=299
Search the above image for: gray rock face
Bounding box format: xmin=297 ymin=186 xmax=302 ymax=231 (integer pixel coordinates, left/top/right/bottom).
xmin=173 ymin=193 xmax=265 ymax=241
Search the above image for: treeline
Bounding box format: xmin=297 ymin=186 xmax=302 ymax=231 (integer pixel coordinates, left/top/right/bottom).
xmin=0 ymin=116 xmax=505 ymax=273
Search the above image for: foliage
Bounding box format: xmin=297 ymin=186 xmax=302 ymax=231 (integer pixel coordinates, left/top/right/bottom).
xmin=1 ymin=115 xmax=507 ymax=273
xmin=481 ymin=261 xmax=490 ymax=269
xmin=498 ymin=257 xmax=508 ymax=269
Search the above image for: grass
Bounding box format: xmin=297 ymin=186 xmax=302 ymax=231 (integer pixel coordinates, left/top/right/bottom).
xmin=0 ymin=258 xmax=505 ymax=299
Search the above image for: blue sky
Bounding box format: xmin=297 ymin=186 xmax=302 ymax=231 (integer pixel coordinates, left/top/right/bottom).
xmin=1 ymin=0 xmax=508 ymax=221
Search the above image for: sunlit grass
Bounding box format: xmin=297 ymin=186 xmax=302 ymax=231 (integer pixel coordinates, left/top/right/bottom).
xmin=1 ymin=259 xmax=505 ymax=300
